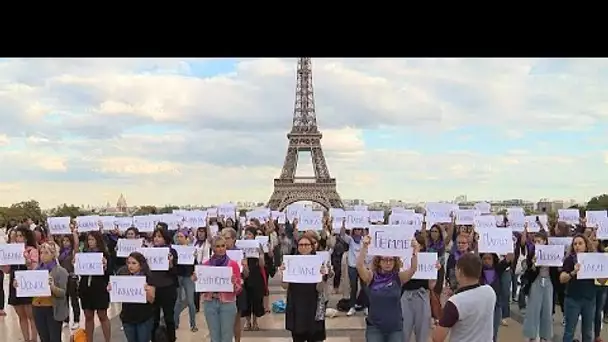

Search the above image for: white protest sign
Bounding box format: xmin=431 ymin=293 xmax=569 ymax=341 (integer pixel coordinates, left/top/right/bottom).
xmin=15 ymin=270 xmax=51 ymax=297
xmin=275 ymin=212 xmax=286 ymax=224
xmin=455 ymin=210 xmax=477 ymax=225
xmin=255 ymin=236 xmax=269 ymax=253
xmin=329 ymin=208 xmax=345 ymax=218
xmin=0 ymin=243 xmax=25 ymax=265
xmin=218 ymin=204 xmax=236 ymax=219
xmin=76 ymin=216 xmax=100 ymax=233
xmin=116 ymin=239 xmax=143 ymax=258
xmin=172 ymin=245 xmax=196 ymax=265
xmin=534 ymin=245 xmax=564 ymax=267
xmin=226 ymin=250 xmax=244 ymax=272
xmin=495 ymin=215 xmax=505 ymax=226
xmin=99 ymin=216 xmax=116 ymax=231
xmin=389 ymin=213 xmax=423 ymax=229
xmin=115 ymin=217 xmax=134 ymax=232
xmin=369 ymin=211 xmax=385 ymax=223
xmin=298 ymin=211 xmax=323 ymax=231
xmin=507 ymin=215 xmax=525 ymax=233
xmin=577 ymin=253 xmax=608 ymax=279
xmin=344 ymin=211 xmax=369 ymax=229
xmin=558 ymin=209 xmax=580 ymax=225
xmin=392 ymin=207 xmax=415 ymax=214
xmin=207 ymin=208 xmax=218 ymax=218
xmin=160 ymin=214 xmax=181 ymax=230
xmin=75 ymin=252 xmax=104 ymax=276
xmin=109 ymin=275 xmax=147 ymax=303
xmin=286 ymin=204 xmax=304 ymax=221
xmin=597 ymin=219 xmax=608 ymax=240
xmin=194 ymin=265 xmax=233 ymax=292
xmin=473 ymin=216 xmax=497 ymax=230
xmin=524 ymin=216 xmax=541 ymax=233
xmin=282 ymin=255 xmax=322 ymax=284
xmin=474 ymin=202 xmax=491 ymax=214
xmin=425 ymin=203 xmax=452 ymax=224
xmin=476 ymin=227 xmax=513 ymax=255
xmin=368 ymin=225 xmax=416 ymax=257
xmin=402 ymin=252 xmax=438 ymax=280
xmin=138 ymin=247 xmax=170 ymax=271
xmin=235 ymin=240 xmax=261 ymax=258
xmin=548 ymin=237 xmax=573 ymax=247
xmin=133 ymin=216 xmax=155 ymax=233
xmin=47 ymin=216 xmax=71 ymax=235
xmin=208 ymin=224 xmax=219 ymax=237
xmin=353 ymin=205 xmax=368 ymax=211
xmin=587 ymin=210 xmax=608 ymax=228
xmin=183 ymin=210 xmax=207 ymax=229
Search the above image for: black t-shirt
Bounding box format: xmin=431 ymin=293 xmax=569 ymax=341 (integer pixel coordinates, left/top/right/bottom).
xmin=117 ymin=267 xmax=155 ymax=324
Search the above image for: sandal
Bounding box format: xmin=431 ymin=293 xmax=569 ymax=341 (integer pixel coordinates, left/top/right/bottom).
xmin=252 ymin=322 xmax=260 ymax=331
xmin=244 ymin=322 xmax=252 ymax=331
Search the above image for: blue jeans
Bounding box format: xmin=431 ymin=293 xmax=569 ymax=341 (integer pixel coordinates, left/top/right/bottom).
xmin=522 ymin=276 xmax=553 ymax=340
xmin=492 ymin=303 xmax=501 ymax=342
xmin=499 ymin=271 xmax=511 ymax=318
xmin=348 ymin=266 xmax=368 ymax=308
xmin=203 ymin=299 xmax=237 ymax=342
xmin=563 ymin=296 xmax=594 ymax=342
xmin=123 ymin=318 xmax=154 ymax=342
xmin=365 ymin=325 xmax=403 ymax=342
xmin=595 ymin=287 xmax=607 ymax=339
xmin=174 ymin=276 xmax=197 ymax=328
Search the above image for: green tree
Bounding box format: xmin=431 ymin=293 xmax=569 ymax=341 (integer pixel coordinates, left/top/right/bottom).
xmin=12 ymin=200 xmax=45 ymax=223
xmin=51 ymin=204 xmax=84 ymax=218
xmin=158 ymin=205 xmax=179 ymax=214
xmin=134 ymin=205 xmax=158 ymax=215
xmin=586 ymin=194 xmax=608 ymax=211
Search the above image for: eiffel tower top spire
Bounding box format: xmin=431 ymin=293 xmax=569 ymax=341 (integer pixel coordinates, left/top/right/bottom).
xmin=291 ymin=58 xmax=318 ymax=134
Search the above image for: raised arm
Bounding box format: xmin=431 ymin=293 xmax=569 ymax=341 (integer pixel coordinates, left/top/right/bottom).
xmin=357 ymin=236 xmax=373 ymax=284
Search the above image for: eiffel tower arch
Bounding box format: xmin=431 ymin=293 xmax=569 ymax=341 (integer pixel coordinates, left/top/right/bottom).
xmin=267 ymin=58 xmax=344 ymax=211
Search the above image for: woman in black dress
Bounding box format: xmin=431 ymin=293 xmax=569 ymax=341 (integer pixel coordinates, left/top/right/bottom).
xmin=73 ymin=229 xmax=111 ymax=342
xmin=3 ymin=225 xmax=39 ymax=342
xmin=280 ymin=234 xmax=328 ymax=342
xmin=241 ymin=227 xmax=266 ymax=331
xmin=222 ymin=227 xmax=248 ymax=342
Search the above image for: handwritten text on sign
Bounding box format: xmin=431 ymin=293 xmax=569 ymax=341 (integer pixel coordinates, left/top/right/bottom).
xmin=172 ymin=245 xmax=195 ymax=265
xmin=345 ymin=211 xmax=369 ymax=229
xmin=577 ymin=253 xmax=608 ymax=279
xmin=476 ymin=227 xmax=512 ymax=255
xmin=534 ymin=245 xmax=564 ymax=267
xmin=116 ymin=239 xmax=143 ymax=258
xmin=298 ymin=211 xmax=323 ymax=231
xmin=15 ymin=270 xmax=51 ymax=297
xmin=138 ymin=247 xmax=170 ymax=271
xmin=367 ymin=225 xmax=416 ymax=257
xmin=109 ymin=275 xmax=147 ymax=303
xmin=401 ymin=252 xmax=438 ymax=280
xmin=282 ymin=255 xmax=322 ymax=284
xmin=47 ymin=217 xmax=71 ymax=235
xmin=0 ymin=243 xmax=25 ymax=265
xmin=75 ymin=253 xmax=104 ymax=276
xmin=194 ymin=265 xmax=233 ymax=292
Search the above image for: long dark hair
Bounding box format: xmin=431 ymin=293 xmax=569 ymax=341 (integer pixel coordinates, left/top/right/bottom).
xmin=15 ymin=225 xmax=36 ymax=248
xmin=127 ymin=251 xmax=151 ymax=275
xmin=152 ymin=227 xmax=172 ymax=246
xmin=85 ymin=231 xmax=107 ymax=252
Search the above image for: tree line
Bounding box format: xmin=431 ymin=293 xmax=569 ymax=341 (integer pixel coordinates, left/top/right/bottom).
xmin=1 ymin=194 xmax=607 ymax=228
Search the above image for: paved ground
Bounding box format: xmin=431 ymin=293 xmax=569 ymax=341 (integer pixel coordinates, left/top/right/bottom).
xmin=1 ymin=274 xmax=605 ymax=341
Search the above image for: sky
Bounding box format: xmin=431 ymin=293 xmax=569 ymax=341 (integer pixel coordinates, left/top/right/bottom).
xmin=0 ymin=58 xmax=607 ymax=208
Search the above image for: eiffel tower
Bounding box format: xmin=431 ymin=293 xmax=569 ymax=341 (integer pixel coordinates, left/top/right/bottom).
xmin=267 ymin=58 xmax=344 ymax=211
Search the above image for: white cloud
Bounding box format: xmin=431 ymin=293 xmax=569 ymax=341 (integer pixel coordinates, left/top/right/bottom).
xmin=0 ymin=58 xmax=607 ymax=207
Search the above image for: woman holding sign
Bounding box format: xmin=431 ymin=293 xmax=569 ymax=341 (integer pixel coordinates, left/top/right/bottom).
xmin=111 ymin=251 xmax=156 ymax=342
xmin=241 ymin=227 xmax=266 ymax=331
xmin=559 ymin=234 xmax=596 ymax=342
xmin=4 ymin=225 xmax=39 ymax=342
xmin=73 ymin=230 xmax=111 ymax=342
xmin=356 ymin=235 xmax=419 ymax=342
xmin=280 ymin=234 xmax=328 ymax=342
xmin=199 ymin=235 xmax=243 ymax=342
xmin=29 ymin=242 xmax=69 ymax=342
xmin=173 ymin=229 xmax=198 ymax=332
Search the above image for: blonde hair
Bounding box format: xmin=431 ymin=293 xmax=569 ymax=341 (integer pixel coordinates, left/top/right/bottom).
xmin=39 ymin=242 xmax=59 ymax=260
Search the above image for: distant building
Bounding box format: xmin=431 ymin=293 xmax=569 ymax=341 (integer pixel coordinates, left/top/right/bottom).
xmin=536 ymin=199 xmax=564 ymax=213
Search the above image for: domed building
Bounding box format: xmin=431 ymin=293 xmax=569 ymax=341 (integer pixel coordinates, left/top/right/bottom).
xmin=117 ymin=194 xmax=128 ymax=213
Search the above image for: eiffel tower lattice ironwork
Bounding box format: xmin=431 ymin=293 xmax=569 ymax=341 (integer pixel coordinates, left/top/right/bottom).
xmin=267 ymin=58 xmax=344 ymax=211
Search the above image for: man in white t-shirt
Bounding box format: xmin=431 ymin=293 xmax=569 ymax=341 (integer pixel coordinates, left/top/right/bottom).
xmin=432 ymin=253 xmax=496 ymax=342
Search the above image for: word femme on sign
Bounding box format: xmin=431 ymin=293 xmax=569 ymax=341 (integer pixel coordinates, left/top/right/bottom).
xmin=481 ymin=233 xmax=510 ymax=246
xmin=112 ymin=282 xmax=145 ymax=296
xmin=19 ymin=278 xmax=45 ymax=290
xmin=373 ymin=231 xmax=411 ymax=249
xmin=198 ymin=276 xmax=231 ymax=286
xmin=536 ymin=249 xmax=562 ymax=262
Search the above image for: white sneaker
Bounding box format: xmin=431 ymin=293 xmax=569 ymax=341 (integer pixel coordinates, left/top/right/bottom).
xmin=364 ymin=308 xmax=368 ymax=316
xmin=70 ymin=322 xmax=80 ymax=330
xmin=346 ymin=308 xmax=356 ymax=316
